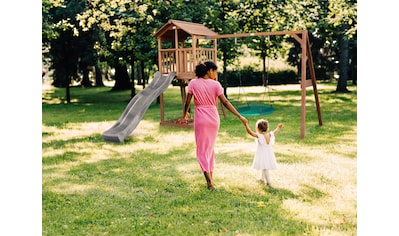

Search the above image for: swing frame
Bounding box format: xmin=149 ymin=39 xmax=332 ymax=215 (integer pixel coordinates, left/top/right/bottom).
xmin=210 ymin=30 xmax=322 ymax=139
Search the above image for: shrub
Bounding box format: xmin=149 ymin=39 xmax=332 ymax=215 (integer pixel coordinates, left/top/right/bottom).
xmin=218 ymin=69 xmax=298 ymax=87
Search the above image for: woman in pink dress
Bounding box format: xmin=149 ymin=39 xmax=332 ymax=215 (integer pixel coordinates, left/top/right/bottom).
xmin=183 ymin=61 xmax=247 ymax=190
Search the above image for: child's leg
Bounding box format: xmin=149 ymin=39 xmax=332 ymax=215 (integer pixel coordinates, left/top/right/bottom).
xmin=265 ymin=170 xmax=272 ymax=186
xmin=256 ymin=170 xmax=263 ymax=181
xmin=257 ymin=169 xmax=267 ymax=183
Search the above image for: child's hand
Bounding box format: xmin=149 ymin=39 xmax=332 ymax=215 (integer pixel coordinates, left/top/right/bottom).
xmin=277 ymin=123 xmax=283 ymax=129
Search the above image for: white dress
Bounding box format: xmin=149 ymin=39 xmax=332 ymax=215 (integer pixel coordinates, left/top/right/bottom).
xmin=251 ymin=132 xmax=277 ymax=170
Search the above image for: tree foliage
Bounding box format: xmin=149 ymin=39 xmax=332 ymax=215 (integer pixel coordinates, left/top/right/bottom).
xmin=42 ymin=0 xmax=357 ymax=100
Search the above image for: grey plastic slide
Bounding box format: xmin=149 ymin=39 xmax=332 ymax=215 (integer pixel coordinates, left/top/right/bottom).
xmin=102 ymin=71 xmax=176 ymax=142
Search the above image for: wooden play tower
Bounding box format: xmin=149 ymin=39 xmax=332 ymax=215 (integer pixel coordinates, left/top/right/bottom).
xmin=154 ymin=20 xmax=219 ymax=128
xmin=154 ymin=19 xmax=322 ymax=139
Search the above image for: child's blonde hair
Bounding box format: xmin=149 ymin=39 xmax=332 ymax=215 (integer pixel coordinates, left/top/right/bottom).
xmin=256 ymin=119 xmax=269 ymax=132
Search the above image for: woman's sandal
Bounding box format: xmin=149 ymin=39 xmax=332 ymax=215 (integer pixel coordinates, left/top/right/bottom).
xmin=207 ymin=184 xmax=216 ymax=190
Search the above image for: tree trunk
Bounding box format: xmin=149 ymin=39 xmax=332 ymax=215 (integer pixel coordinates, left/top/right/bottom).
xmin=262 ymin=52 xmax=266 ymax=86
xmin=140 ymin=61 xmax=146 ymax=89
xmin=130 ymin=59 xmax=136 ymax=99
xmin=66 ymin=75 xmax=71 ymax=103
xmin=350 ymin=39 xmax=357 ymax=85
xmin=336 ymin=26 xmax=350 ymax=93
xmin=137 ymin=61 xmax=143 ymax=86
xmin=80 ymin=66 xmax=92 ymax=87
xmin=95 ymin=65 xmax=104 ymax=87
xmin=112 ymin=64 xmax=131 ymax=91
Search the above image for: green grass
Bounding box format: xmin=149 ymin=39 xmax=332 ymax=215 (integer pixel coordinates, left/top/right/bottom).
xmin=42 ymin=81 xmax=357 ymax=235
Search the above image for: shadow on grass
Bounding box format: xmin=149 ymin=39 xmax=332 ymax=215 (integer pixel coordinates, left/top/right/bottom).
xmin=299 ymin=184 xmax=328 ymax=202
xmin=42 ymin=151 xmax=81 ymax=165
xmin=43 ymin=146 xmax=354 ymax=235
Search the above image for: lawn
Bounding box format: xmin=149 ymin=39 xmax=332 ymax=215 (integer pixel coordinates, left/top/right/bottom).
xmin=42 ymin=80 xmax=357 ymax=235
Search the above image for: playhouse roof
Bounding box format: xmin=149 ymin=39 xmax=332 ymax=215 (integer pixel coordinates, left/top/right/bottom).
xmin=154 ymin=19 xmax=218 ymax=41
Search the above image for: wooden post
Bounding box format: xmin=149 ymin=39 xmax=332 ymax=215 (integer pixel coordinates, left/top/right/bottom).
xmin=300 ymin=32 xmax=307 ymax=139
xmin=158 ymin=37 xmax=165 ymax=123
xmin=160 ymin=93 xmax=165 ymax=123
xmin=213 ymin=38 xmax=217 ymax=63
xmin=192 ymin=35 xmax=197 ymax=65
xmin=307 ymin=37 xmax=323 ymax=126
xmin=174 ymin=27 xmax=179 ymax=75
xmin=291 ymin=30 xmax=321 ymax=139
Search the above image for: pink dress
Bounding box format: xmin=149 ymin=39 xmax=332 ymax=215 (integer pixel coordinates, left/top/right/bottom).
xmin=252 ymin=132 xmax=277 ymax=170
xmin=187 ymin=78 xmax=223 ymax=173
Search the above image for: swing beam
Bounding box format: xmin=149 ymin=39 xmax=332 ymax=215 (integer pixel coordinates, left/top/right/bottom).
xmin=208 ymin=30 xmax=322 ymax=139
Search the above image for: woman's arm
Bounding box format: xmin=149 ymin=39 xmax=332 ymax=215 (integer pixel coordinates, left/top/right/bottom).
xmin=218 ymin=94 xmax=247 ymax=125
xmin=244 ymin=121 xmax=258 ymax=138
xmin=183 ymin=93 xmax=193 ymax=120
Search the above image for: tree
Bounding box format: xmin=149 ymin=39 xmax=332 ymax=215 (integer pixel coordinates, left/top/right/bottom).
xmin=43 ymin=0 xmax=101 ymax=102
xmin=238 ymin=0 xmax=284 ymax=85
xmin=43 ymin=0 xmax=357 ymax=102
xmin=77 ymin=0 xmax=157 ymax=93
xmin=205 ymin=0 xmax=241 ymax=97
xmin=282 ymin=0 xmax=331 ymax=81
xmin=279 ymin=0 xmax=357 ymax=93
xmin=327 ymin=0 xmax=357 ymax=92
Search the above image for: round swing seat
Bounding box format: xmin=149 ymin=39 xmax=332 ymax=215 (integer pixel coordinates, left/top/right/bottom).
xmin=237 ymin=105 xmax=275 ymax=116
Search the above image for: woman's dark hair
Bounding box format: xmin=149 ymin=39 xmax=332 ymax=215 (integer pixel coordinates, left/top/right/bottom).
xmin=195 ymin=61 xmax=218 ymax=77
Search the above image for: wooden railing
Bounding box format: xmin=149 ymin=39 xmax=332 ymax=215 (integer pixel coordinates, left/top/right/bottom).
xmin=159 ymin=49 xmax=176 ymax=74
xmin=159 ymin=48 xmax=215 ymax=78
xmin=195 ymin=48 xmax=215 ymax=63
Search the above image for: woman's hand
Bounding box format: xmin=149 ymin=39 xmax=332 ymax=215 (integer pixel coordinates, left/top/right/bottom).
xmin=184 ymin=112 xmax=190 ymax=120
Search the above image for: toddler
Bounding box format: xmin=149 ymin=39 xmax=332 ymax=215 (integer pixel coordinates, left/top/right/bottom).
xmin=244 ymin=119 xmax=283 ymax=187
